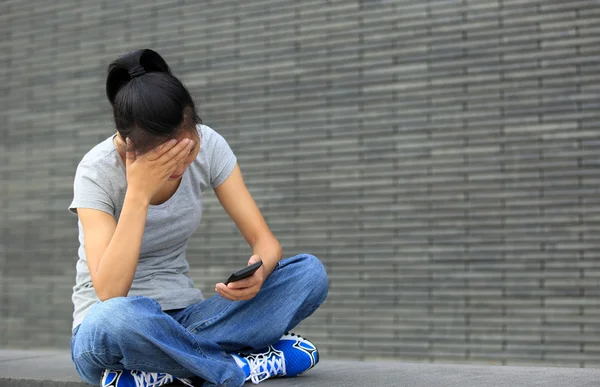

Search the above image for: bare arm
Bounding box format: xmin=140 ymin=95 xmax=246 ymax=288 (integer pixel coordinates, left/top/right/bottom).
xmin=214 ymin=164 xmax=282 ymax=300
xmin=77 ymin=137 xmax=195 ymax=301
xmin=215 ymin=164 xmax=282 ymax=273
xmin=77 ymin=192 xmax=149 ymax=300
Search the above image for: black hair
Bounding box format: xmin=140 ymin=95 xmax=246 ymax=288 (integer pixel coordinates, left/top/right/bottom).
xmin=106 ymin=48 xmax=201 ymax=154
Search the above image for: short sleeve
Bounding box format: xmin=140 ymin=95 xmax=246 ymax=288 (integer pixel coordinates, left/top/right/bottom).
xmin=208 ymin=130 xmax=237 ymax=188
xmin=68 ymin=162 xmax=115 ymax=216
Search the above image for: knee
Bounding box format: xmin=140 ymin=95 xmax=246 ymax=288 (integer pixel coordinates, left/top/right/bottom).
xmin=81 ymin=296 xmax=159 ymax=339
xmin=296 ymin=254 xmax=329 ymax=303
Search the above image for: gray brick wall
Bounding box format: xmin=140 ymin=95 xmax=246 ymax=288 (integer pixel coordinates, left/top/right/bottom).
xmin=2 ymin=0 xmax=600 ymax=368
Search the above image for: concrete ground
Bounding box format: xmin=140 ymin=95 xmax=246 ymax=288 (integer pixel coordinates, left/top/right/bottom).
xmin=1 ymin=349 xmax=599 ymax=387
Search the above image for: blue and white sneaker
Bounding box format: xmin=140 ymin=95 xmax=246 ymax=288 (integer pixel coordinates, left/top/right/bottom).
xmin=232 ymin=332 xmax=319 ymax=384
xmin=101 ymin=369 xmax=193 ymax=387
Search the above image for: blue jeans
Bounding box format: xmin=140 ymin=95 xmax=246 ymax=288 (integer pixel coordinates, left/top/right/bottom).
xmin=70 ymin=254 xmax=328 ymax=387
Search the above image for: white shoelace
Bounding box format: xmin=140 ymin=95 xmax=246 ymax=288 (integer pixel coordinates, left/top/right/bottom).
xmin=131 ymin=371 xmax=174 ymax=387
xmin=178 ymin=377 xmax=194 ymax=387
xmin=245 ymin=348 xmax=286 ymax=384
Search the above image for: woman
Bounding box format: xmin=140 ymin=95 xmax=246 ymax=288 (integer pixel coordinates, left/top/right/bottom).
xmin=68 ymin=49 xmax=328 ymax=387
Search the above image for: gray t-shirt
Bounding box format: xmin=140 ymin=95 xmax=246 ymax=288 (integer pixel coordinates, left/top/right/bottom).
xmin=68 ymin=124 xmax=237 ymax=330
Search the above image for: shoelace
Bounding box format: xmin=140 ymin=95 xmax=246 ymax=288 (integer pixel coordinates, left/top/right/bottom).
xmin=131 ymin=371 xmax=174 ymax=387
xmin=177 ymin=377 xmax=194 ymax=387
xmin=246 ymin=349 xmax=286 ymax=384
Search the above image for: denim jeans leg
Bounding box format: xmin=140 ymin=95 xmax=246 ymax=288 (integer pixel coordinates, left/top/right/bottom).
xmin=70 ymin=296 xmax=245 ymax=387
xmin=70 ymin=254 xmax=328 ymax=387
xmin=171 ymin=253 xmax=329 ymax=353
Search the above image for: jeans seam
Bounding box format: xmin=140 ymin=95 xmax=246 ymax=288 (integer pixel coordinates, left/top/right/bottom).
xmin=273 ymin=254 xmax=301 ymax=271
xmin=187 ymin=300 xmax=235 ymax=334
xmin=74 ymin=349 xmax=107 ymax=359
xmin=75 ymin=349 xmax=192 ymax=374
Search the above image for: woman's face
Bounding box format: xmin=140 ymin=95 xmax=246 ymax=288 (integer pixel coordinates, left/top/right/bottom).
xmin=167 ymin=129 xmax=201 ymax=180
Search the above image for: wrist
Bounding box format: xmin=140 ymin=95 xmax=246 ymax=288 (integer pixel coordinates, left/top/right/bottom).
xmin=255 ymin=251 xmax=281 ymax=275
xmin=125 ymin=189 xmax=151 ymax=208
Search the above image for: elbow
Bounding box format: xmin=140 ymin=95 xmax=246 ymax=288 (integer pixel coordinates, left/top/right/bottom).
xmin=269 ymin=236 xmax=283 ymax=259
xmin=91 ymin=270 xmax=132 ymax=301
xmin=97 ymin=290 xmax=128 ymax=302
xmin=97 ymin=290 xmax=113 ymax=302
xmin=97 ymin=293 xmax=112 ymax=302
xmin=94 ymin=282 xmax=129 ymax=302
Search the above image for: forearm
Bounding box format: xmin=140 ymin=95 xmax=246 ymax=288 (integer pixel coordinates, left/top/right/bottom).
xmin=94 ymin=191 xmax=149 ymax=300
xmin=252 ymin=235 xmax=282 ymax=275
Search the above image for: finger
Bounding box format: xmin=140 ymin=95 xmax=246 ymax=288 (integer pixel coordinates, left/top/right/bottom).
xmin=248 ymin=255 xmax=260 ymax=265
xmin=227 ymin=276 xmax=257 ymax=290
xmin=125 ymin=138 xmax=136 ymax=168
xmin=216 ymin=283 xmax=239 ymax=300
xmin=217 ymin=283 xmax=259 ymax=301
xmin=216 ymin=286 xmax=236 ymax=301
xmin=233 ymin=286 xmax=260 ymax=300
xmin=226 ymin=265 xmax=264 ymax=290
xmin=145 ymin=139 xmax=178 ymax=161
xmin=163 ymin=146 xmax=194 ymax=178
xmin=162 ymin=139 xmax=194 ymax=167
xmin=221 ymin=287 xmax=257 ymax=301
xmin=216 ymin=283 xmax=232 ymax=294
xmin=217 ymin=290 xmax=237 ymax=301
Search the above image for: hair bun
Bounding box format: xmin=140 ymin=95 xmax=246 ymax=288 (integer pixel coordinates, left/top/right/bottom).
xmin=139 ymin=49 xmax=172 ymax=75
xmin=106 ymin=49 xmax=173 ymax=105
xmin=105 ymin=48 xmax=201 ymax=155
xmin=128 ymin=65 xmax=146 ymax=78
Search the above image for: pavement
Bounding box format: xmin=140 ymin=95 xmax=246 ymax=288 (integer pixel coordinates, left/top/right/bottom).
xmin=1 ymin=349 xmax=600 ymax=387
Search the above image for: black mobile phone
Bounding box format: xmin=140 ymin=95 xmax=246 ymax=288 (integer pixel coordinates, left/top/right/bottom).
xmin=225 ymin=260 xmax=263 ymax=285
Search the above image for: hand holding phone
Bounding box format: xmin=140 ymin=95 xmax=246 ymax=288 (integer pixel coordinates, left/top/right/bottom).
xmin=216 ymin=256 xmax=265 ymax=301
xmin=225 ymin=260 xmax=263 ymax=285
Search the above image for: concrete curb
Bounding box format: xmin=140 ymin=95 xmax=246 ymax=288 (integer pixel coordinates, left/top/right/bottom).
xmin=1 ymin=350 xmax=600 ymax=386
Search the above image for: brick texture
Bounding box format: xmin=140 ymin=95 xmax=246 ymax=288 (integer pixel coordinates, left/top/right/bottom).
xmin=2 ymin=0 xmax=600 ymax=368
